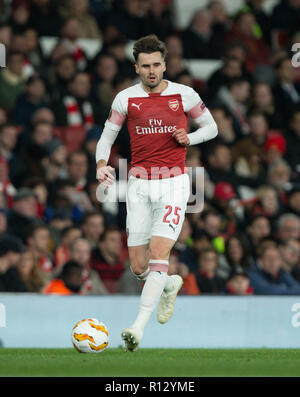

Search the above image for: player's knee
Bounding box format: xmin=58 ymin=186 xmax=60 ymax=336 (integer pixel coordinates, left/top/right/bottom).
xmin=129 ymin=251 xmax=149 ymax=275
xmin=130 ymin=262 xmax=146 ymax=276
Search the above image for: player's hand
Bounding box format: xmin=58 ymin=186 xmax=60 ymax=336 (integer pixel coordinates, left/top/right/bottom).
xmin=172 ymin=128 xmax=190 ymax=146
xmin=96 ymin=165 xmax=115 ymax=187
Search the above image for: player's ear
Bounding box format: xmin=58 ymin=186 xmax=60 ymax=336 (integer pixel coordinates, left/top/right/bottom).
xmin=134 ymin=63 xmax=139 ymax=75
xmin=162 ymin=61 xmax=166 ymax=73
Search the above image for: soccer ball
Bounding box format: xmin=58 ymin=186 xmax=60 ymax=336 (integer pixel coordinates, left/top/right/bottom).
xmin=71 ymin=318 xmax=109 ymax=353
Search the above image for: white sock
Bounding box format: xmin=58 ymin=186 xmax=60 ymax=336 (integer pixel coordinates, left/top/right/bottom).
xmin=132 ymin=260 xmax=173 ymax=291
xmin=131 ymin=270 xmax=167 ymax=334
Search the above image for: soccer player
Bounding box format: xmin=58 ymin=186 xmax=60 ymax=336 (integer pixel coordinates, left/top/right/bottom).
xmin=96 ymin=35 xmax=218 ymax=351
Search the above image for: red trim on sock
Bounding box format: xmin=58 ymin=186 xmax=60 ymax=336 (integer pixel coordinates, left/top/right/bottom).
xmin=149 ymin=263 xmax=169 ymax=272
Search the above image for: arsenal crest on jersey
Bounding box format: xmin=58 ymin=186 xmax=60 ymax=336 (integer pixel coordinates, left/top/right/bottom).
xmin=168 ymin=99 xmax=179 ymax=111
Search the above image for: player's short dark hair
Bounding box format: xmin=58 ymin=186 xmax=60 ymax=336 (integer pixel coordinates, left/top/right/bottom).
xmin=133 ymin=34 xmax=167 ymax=63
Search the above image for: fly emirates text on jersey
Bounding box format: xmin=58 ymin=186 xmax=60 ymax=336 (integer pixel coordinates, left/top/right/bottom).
xmin=136 ymin=118 xmax=177 ymax=135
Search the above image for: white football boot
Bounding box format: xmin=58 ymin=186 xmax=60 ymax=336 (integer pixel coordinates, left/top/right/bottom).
xmin=121 ymin=327 xmax=143 ymax=352
xmin=157 ymin=275 xmax=183 ymax=324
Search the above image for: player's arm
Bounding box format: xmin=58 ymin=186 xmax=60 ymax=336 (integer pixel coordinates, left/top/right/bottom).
xmin=96 ymin=99 xmax=126 ymax=187
xmin=186 ymin=101 xmax=218 ymax=145
xmin=173 ymin=89 xmax=218 ymax=146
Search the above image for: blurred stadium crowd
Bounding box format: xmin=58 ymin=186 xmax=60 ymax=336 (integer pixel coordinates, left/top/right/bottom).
xmin=0 ymin=0 xmax=300 ymax=296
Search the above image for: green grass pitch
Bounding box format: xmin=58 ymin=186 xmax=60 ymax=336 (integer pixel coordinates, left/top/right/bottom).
xmin=0 ymin=348 xmax=300 ymax=377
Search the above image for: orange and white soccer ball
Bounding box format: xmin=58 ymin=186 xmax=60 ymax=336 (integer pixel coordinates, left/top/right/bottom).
xmin=71 ymin=318 xmax=109 ymax=353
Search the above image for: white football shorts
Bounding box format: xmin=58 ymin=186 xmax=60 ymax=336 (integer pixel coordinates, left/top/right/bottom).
xmin=126 ymin=173 xmax=190 ymax=247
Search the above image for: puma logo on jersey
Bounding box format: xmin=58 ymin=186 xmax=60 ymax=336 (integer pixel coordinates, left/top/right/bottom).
xmin=132 ymin=103 xmax=142 ymax=111
xmin=169 ymin=224 xmax=176 ymax=232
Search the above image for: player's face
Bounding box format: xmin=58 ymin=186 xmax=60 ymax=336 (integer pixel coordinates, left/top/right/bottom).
xmin=135 ymin=51 xmax=166 ymax=89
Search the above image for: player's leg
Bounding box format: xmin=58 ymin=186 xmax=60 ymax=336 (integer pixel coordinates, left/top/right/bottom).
xmin=122 ymin=176 xmax=153 ymax=351
xmin=149 ymin=236 xmax=183 ymax=324
xmin=122 ymin=236 xmax=175 ymax=351
xmin=151 ymin=173 xmax=190 ymax=323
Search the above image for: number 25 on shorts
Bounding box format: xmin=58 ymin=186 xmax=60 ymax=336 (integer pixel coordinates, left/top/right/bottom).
xmin=163 ymin=205 xmax=181 ymax=225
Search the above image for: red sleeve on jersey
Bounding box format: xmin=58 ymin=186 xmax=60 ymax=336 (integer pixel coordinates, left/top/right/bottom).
xmin=187 ymin=101 xmax=206 ymax=119
xmin=109 ymin=109 xmax=126 ymax=126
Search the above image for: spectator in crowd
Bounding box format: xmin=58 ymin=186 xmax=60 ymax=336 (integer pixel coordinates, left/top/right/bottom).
xmin=165 ymin=34 xmax=184 ymax=59
xmin=43 ymin=139 xmax=68 ymax=183
xmin=273 ymin=57 xmax=300 ymax=120
xmin=65 ymin=150 xmax=89 ymax=191
xmin=12 ymin=74 xmax=48 ymax=128
xmin=206 ymin=141 xmax=261 ymax=190
xmin=0 ymin=234 xmax=27 ymax=292
xmin=16 ymin=249 xmax=46 ymax=292
xmin=182 ymin=9 xmax=224 ymax=59
xmin=240 ymin=0 xmax=271 ymax=45
xmin=25 ymin=223 xmax=53 ymax=276
xmin=22 ymin=176 xmax=49 ymax=219
xmin=216 ymin=77 xmax=251 ymax=135
xmin=0 ymin=122 xmax=22 ymax=184
xmin=0 ymin=51 xmax=26 ymax=111
xmin=10 ymin=0 xmax=31 ymax=33
xmin=206 ymin=56 xmax=245 ymax=102
xmin=29 ymin=0 xmax=62 ymax=37
xmin=92 ymin=54 xmax=119 ymax=108
xmin=164 ymin=55 xmax=186 ymax=82
xmin=225 ymin=11 xmax=271 ymax=73
xmin=16 ymin=121 xmax=53 ymax=184
xmin=279 ymin=238 xmax=300 ymax=274
xmin=105 ymin=0 xmax=164 ymax=41
xmin=224 ymin=270 xmax=254 ymax=295
xmin=284 ymin=107 xmax=300 ymax=176
xmin=50 ymin=16 xmax=87 ymax=71
xmin=194 ymin=247 xmax=225 ymax=294
xmin=210 ymin=105 xmax=237 ymax=146
xmin=232 ymin=111 xmax=269 ymax=172
xmin=81 ymin=211 xmax=105 ymax=249
xmin=210 ymin=181 xmax=238 ymax=237
xmin=0 ymin=209 xmax=7 ymax=238
xmin=263 ymin=133 xmax=286 ymax=166
xmin=104 ymin=38 xmax=136 ymax=80
xmin=167 ymin=252 xmax=199 ymax=295
xmin=48 ymin=55 xmax=77 ymax=102
xmin=246 ymin=215 xmax=271 ymax=258
xmin=276 ymin=213 xmax=300 ymax=243
xmin=207 ymin=0 xmax=230 ymax=36
xmin=248 ymin=245 xmax=300 ymax=295
xmin=54 ymin=225 xmax=82 ymax=268
xmin=178 ymin=229 xmax=212 ymax=273
xmin=285 ymin=188 xmax=300 ymax=217
xmin=0 ymin=1 xmax=11 ymax=24
xmin=23 ymin=27 xmax=44 ymax=73
xmin=249 ymin=82 xmax=283 ymax=129
xmin=217 ymin=234 xmax=251 ymax=280
xmin=250 ymin=185 xmax=281 ymax=225
xmin=7 ymin=187 xmax=40 ymax=241
xmin=267 ymin=159 xmax=292 ymax=201
xmin=43 ymin=260 xmax=83 ymax=295
xmin=52 ymin=71 xmax=99 ymax=129
xmin=69 ymin=237 xmax=108 ymax=294
xmin=0 ymin=156 xmax=16 ymax=210
xmin=59 ymin=0 xmax=102 ymax=40
xmin=47 ymin=210 xmax=73 ymax=245
xmin=90 ymin=225 xmax=124 ymax=293
xmin=271 ymin=0 xmax=300 ymax=32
